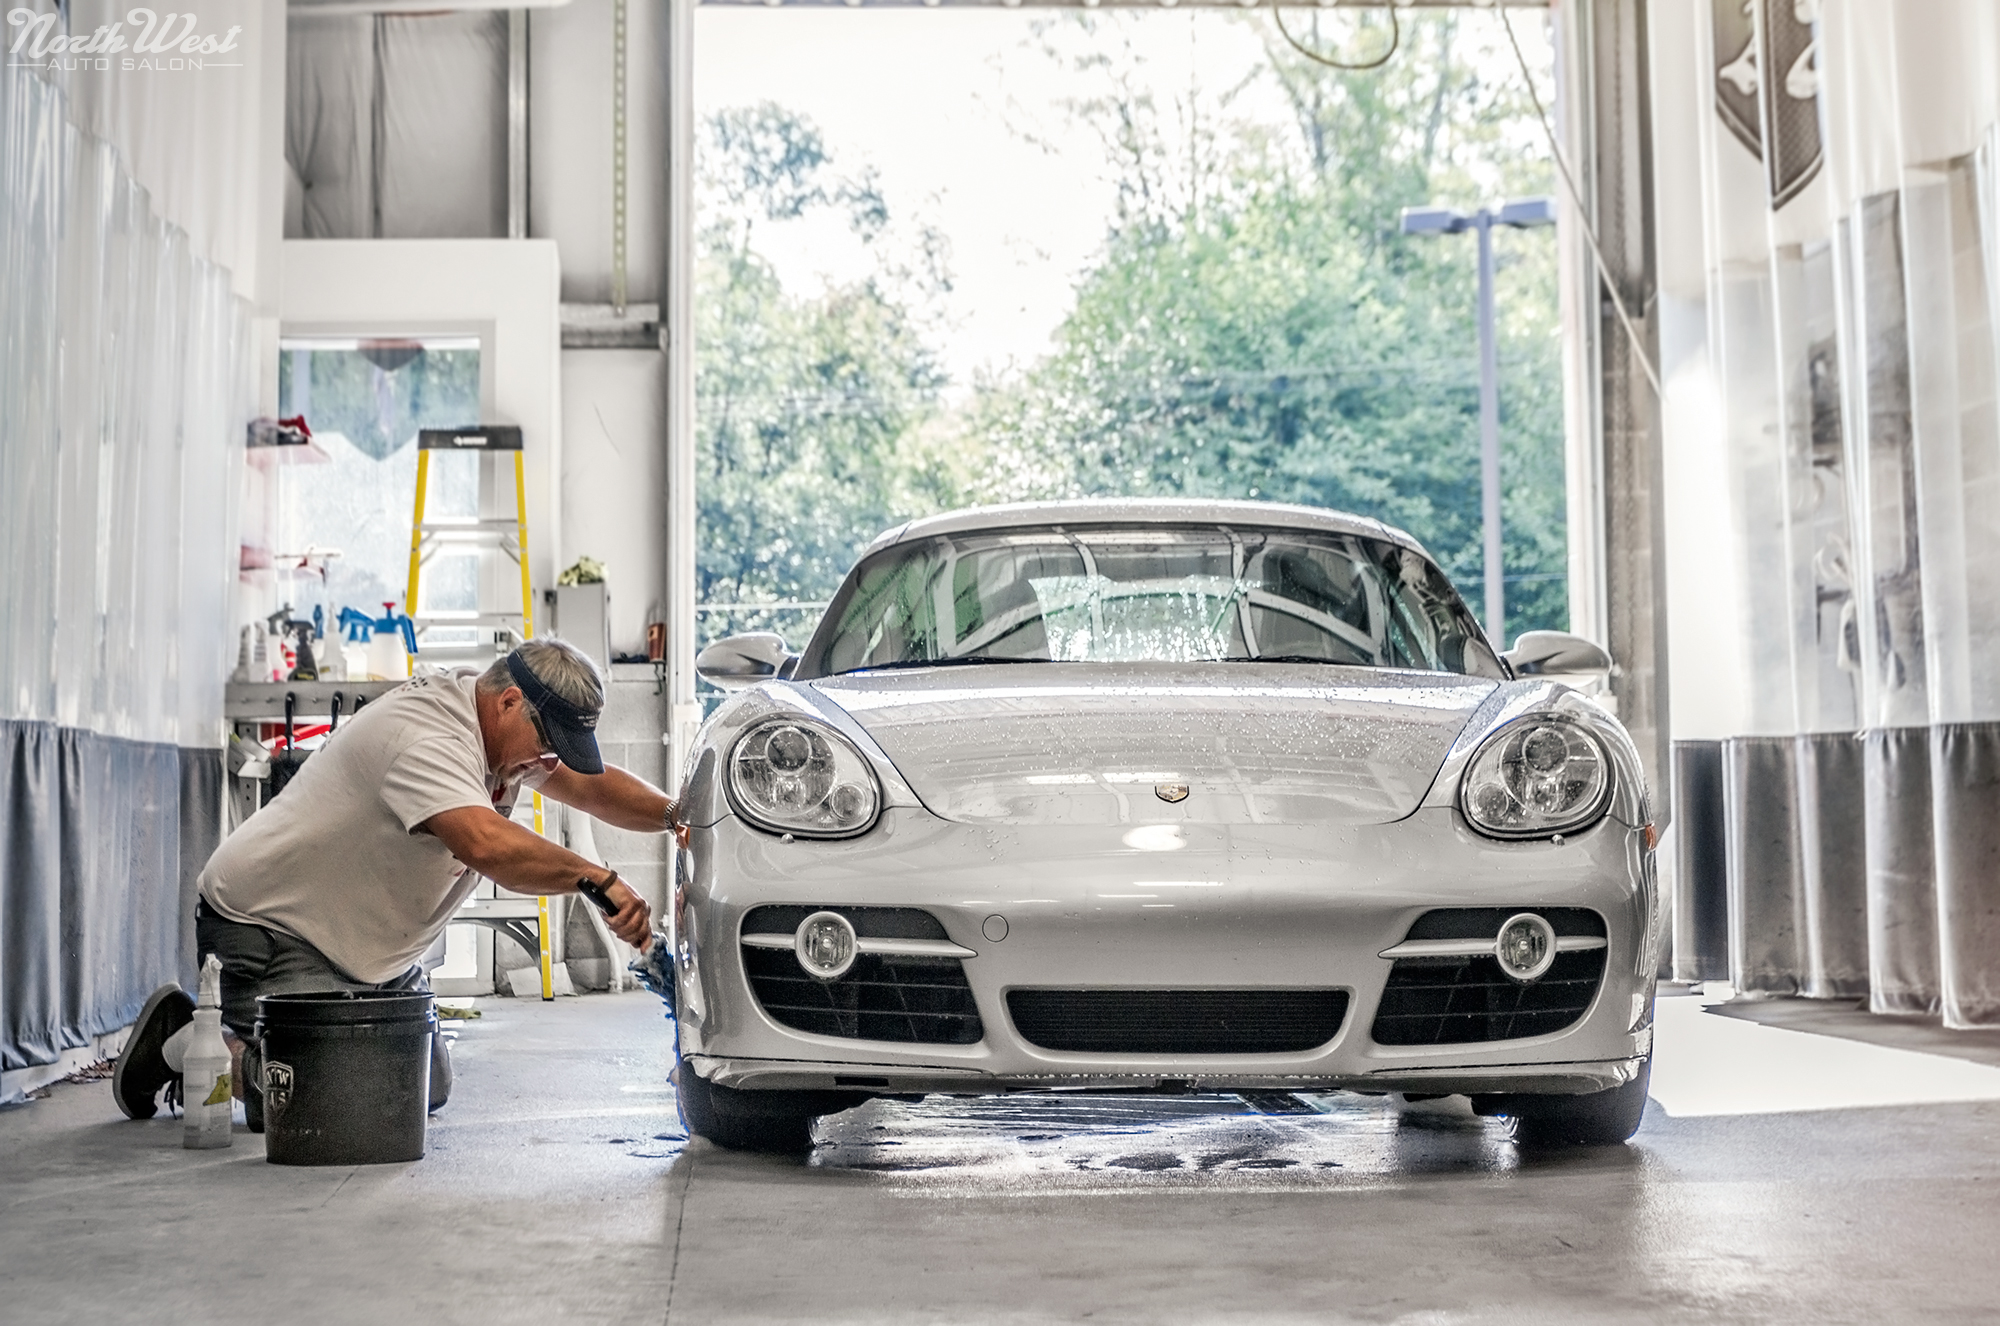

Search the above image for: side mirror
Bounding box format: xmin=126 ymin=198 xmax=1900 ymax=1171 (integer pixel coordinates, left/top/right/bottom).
xmin=1503 ymin=630 xmax=1613 ymax=677
xmin=695 ymin=632 xmax=796 ymax=691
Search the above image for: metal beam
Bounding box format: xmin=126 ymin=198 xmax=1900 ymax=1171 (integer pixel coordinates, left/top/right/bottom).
xmin=508 ymin=8 xmax=528 ymax=240
xmin=663 ymin=0 xmax=700 ymax=793
xmin=696 ymin=0 xmax=1543 ymax=7
xmin=1556 ymin=0 xmax=1669 ymax=821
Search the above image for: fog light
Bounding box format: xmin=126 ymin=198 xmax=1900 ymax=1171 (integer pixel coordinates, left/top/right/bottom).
xmin=1495 ymin=912 xmax=1557 ymax=983
xmin=794 ymin=911 xmax=857 ymax=980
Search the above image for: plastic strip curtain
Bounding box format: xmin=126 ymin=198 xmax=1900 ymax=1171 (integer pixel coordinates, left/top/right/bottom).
xmin=285 ymin=11 xmax=509 ymax=240
xmin=0 ymin=58 xmax=248 ymax=1071
xmin=1661 ymin=0 xmax=2000 ymax=1027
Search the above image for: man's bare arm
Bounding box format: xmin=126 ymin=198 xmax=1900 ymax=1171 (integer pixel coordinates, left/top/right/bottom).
xmin=422 ymin=806 xmax=652 ymax=945
xmin=537 ymin=763 xmax=677 ymax=834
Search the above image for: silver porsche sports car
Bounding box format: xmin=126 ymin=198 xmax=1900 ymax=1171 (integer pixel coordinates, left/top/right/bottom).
xmin=673 ymin=499 xmax=1657 ymax=1152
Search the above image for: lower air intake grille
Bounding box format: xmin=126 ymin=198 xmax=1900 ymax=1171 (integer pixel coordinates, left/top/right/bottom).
xmin=740 ymin=906 xmax=982 ymax=1045
xmin=1370 ymin=949 xmax=1607 ymax=1046
xmin=1007 ymin=989 xmax=1349 ymax=1055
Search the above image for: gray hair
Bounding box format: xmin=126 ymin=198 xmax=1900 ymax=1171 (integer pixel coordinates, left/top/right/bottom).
xmin=477 ymin=637 xmax=605 ymax=712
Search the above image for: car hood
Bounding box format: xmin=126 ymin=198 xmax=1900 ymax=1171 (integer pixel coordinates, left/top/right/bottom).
xmin=809 ymin=663 xmax=1499 ymax=827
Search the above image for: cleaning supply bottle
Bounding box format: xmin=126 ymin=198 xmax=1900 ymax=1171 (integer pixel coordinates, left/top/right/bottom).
xmin=338 ymin=607 xmax=373 ymax=681
xmin=249 ymin=621 xmax=271 ymax=682
xmin=366 ymin=601 xmax=417 ymax=681
xmin=231 ymin=626 xmax=254 ymax=683
xmin=313 ymin=606 xmax=341 ymax=680
xmin=183 ymin=955 xmax=235 ymax=1150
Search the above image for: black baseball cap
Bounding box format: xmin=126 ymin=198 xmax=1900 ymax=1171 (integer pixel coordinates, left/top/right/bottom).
xmin=506 ymin=649 xmax=604 ymax=774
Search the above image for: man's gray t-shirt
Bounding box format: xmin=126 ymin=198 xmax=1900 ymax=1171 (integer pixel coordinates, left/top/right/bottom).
xmin=200 ymin=668 xmax=545 ymax=983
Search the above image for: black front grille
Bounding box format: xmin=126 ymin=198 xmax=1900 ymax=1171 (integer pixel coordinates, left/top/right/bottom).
xmin=1007 ymin=989 xmax=1349 ymax=1055
xmin=742 ymin=905 xmax=950 ymax=941
xmin=1371 ymin=949 xmax=1607 ymax=1045
xmin=1403 ymin=907 xmax=1607 ymax=941
xmin=740 ymin=906 xmax=982 ymax=1045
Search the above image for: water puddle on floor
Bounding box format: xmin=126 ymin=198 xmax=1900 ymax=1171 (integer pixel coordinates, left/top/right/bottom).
xmin=805 ymin=1092 xmax=1526 ymax=1191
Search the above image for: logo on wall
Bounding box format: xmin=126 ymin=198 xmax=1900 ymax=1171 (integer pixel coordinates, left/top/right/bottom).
xmin=1713 ymin=0 xmax=1823 ymax=209
xmin=6 ymin=8 xmax=243 ymax=74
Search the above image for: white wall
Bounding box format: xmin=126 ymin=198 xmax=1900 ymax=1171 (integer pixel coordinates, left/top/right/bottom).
xmin=561 ymin=350 xmax=665 ymax=655
xmin=279 ymin=240 xmax=565 ymax=596
xmin=530 ymin=0 xmax=670 ymax=651
xmin=530 ymin=0 xmax=666 ymax=304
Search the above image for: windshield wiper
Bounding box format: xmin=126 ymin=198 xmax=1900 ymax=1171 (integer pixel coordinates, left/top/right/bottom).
xmin=836 ymin=655 xmax=1048 ymax=675
xmin=1228 ymin=654 xmax=1363 ymax=666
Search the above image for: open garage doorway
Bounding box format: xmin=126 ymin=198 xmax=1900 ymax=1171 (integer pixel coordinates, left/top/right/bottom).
xmin=688 ymin=4 xmax=1568 ymax=714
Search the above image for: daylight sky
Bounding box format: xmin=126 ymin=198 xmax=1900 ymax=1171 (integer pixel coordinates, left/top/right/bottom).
xmin=695 ymin=9 xmax=1555 ymax=391
xmin=695 ymin=11 xmax=1287 ymax=388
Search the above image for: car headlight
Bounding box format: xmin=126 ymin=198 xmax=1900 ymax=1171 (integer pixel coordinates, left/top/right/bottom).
xmin=727 ymin=716 xmax=882 ymax=838
xmin=1458 ymin=715 xmax=1612 ymax=840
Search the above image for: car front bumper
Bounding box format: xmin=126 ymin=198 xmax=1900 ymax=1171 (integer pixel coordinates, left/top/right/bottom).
xmin=673 ymin=807 xmax=1658 ymax=1098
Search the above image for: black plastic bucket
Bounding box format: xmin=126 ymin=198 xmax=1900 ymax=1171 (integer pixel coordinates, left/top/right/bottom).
xmin=255 ymin=990 xmax=436 ymax=1166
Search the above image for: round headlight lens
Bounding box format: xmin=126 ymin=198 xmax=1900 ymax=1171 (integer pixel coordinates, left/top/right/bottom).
xmin=794 ymin=910 xmax=858 ymax=980
xmin=1459 ymin=716 xmax=1611 ymax=839
xmin=728 ymin=717 xmax=882 ymax=837
xmin=1495 ymin=912 xmax=1558 ymax=982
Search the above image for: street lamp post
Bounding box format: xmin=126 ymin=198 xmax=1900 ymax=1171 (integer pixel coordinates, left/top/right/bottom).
xmin=1399 ymin=197 xmax=1555 ymax=648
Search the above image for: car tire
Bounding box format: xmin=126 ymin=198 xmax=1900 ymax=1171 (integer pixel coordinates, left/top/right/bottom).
xmin=675 ymin=1065 xmax=863 ymax=1154
xmin=1476 ymin=1057 xmax=1651 ymax=1148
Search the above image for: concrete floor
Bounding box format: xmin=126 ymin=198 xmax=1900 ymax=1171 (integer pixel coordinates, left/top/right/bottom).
xmin=5 ymin=990 xmax=2000 ymax=1324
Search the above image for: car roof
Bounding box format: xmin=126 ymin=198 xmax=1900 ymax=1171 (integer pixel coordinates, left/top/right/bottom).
xmin=864 ymin=497 xmax=1431 ymax=559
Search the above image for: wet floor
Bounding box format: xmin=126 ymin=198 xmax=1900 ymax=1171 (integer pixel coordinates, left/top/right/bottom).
xmin=6 ymin=990 xmax=2000 ymax=1323
xmin=807 ymin=1089 xmax=1521 ymax=1185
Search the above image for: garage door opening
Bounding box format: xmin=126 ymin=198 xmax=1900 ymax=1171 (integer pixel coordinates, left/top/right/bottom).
xmin=692 ymin=5 xmax=1565 ymax=709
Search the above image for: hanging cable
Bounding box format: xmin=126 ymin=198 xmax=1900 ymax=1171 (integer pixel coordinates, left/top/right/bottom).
xmin=1499 ymin=5 xmax=1662 ymax=398
xmin=612 ymin=0 xmax=629 ymax=317
xmin=1270 ymin=3 xmax=1400 ymax=73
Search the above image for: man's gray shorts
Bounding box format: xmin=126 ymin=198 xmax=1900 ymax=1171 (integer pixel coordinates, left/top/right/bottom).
xmin=195 ymin=899 xmax=428 ymax=1038
xmin=194 ymin=899 xmax=449 ymax=1111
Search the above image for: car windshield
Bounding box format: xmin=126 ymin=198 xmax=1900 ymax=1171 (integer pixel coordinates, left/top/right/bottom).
xmin=796 ymin=524 xmax=1505 ymax=678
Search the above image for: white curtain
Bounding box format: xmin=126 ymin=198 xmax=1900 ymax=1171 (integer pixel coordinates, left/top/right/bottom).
xmin=1 ymin=54 xmax=252 ymax=1073
xmin=1660 ymin=0 xmax=2000 ymax=1027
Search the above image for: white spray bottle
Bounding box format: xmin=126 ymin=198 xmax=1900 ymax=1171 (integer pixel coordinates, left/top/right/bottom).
xmin=183 ymin=954 xmax=235 ymax=1149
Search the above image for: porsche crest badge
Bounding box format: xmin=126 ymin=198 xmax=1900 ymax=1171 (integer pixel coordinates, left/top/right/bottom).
xmin=1155 ymin=783 xmax=1189 ymax=804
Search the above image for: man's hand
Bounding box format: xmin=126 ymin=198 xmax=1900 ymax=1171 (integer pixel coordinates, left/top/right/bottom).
xmin=599 ymin=877 xmax=653 ymax=948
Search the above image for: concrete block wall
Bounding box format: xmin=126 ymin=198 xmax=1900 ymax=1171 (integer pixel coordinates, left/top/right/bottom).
xmin=594 ymin=663 xmax=678 ymax=913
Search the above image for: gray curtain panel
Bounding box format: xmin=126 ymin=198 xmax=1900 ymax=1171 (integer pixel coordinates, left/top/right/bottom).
xmin=1 ymin=722 xmax=196 ymax=1072
xmin=1723 ymin=736 xmax=1806 ymax=995
xmin=1932 ymin=723 xmax=2000 ymax=1028
xmin=1794 ymin=732 xmax=1869 ymax=999
xmin=177 ymin=749 xmax=225 ymax=992
xmin=1864 ymin=726 xmax=1939 ymax=1014
xmin=1672 ymin=740 xmax=1729 ymax=983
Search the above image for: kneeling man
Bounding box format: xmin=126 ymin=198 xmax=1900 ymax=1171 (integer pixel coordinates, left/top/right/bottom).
xmin=115 ymin=638 xmax=673 ymax=1122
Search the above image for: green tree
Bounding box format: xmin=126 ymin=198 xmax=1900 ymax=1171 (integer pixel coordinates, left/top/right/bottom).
xmin=696 ymin=105 xmax=959 ymax=651
xmin=969 ymin=11 xmax=1568 ymax=639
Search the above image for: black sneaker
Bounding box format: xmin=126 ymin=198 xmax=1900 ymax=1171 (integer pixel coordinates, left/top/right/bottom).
xmin=113 ymin=984 xmax=194 ymax=1120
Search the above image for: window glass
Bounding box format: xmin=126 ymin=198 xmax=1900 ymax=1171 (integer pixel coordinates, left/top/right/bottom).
xmin=802 ymin=524 xmax=1503 ymax=678
xmin=266 ymin=338 xmax=481 ymax=630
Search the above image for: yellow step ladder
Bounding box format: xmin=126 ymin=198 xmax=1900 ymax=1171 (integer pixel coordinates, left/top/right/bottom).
xmin=406 ymin=426 xmax=558 ymax=1000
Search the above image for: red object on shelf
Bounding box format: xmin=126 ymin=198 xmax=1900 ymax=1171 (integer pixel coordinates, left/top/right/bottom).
xmin=262 ymin=723 xmax=331 ymax=749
